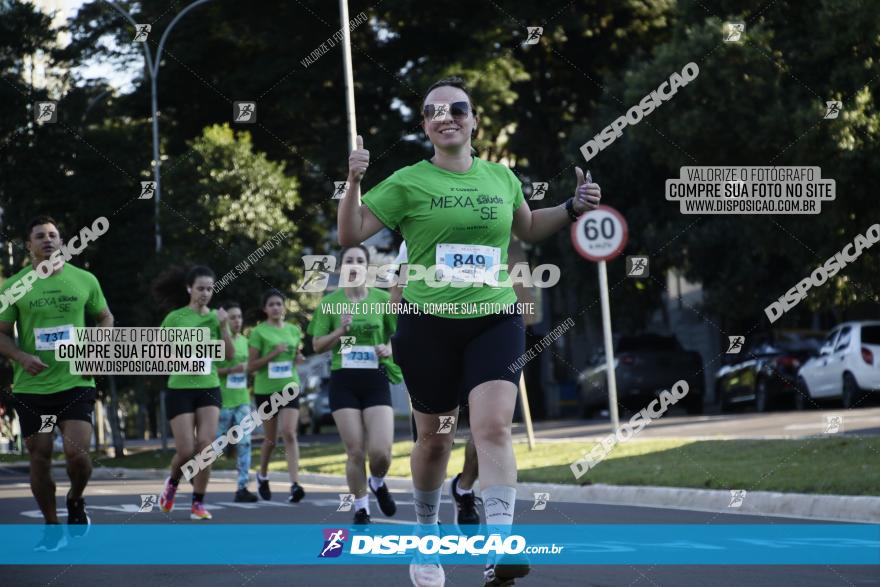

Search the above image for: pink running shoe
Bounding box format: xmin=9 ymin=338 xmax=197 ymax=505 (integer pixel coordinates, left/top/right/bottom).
xmin=159 ymin=477 xmax=178 ymax=513
xmin=190 ymin=501 xmax=212 ymax=520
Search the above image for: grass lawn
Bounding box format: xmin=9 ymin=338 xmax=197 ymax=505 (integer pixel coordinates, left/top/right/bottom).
xmin=3 ymin=437 xmax=878 ymax=495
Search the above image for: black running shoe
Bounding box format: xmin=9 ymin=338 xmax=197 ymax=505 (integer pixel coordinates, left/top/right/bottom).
xmin=369 ymin=482 xmax=397 ymax=517
xmin=234 ymin=488 xmax=258 ymax=503
xmin=353 ymin=508 xmax=371 ymax=524
xmin=451 ymin=473 xmax=481 ymax=526
xmin=484 ymin=555 xmax=531 ymax=586
xmin=287 ymin=482 xmax=305 ymax=503
xmin=66 ymin=491 xmax=90 ymax=538
xmin=34 ymin=524 xmax=67 ymax=552
xmin=257 ymin=475 xmax=271 ymax=500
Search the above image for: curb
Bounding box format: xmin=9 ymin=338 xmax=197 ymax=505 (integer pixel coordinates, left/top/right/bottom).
xmin=57 ymin=466 xmax=880 ymax=524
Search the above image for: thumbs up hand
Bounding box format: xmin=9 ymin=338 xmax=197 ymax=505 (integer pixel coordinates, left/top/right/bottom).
xmin=573 ymin=166 xmax=601 ymax=213
xmin=348 ymin=135 xmax=370 ymax=184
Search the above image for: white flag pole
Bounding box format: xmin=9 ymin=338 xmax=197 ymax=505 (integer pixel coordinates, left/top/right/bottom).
xmin=339 ymin=0 xmax=357 ymax=152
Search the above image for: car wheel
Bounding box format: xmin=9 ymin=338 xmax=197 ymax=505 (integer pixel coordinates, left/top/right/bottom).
xmin=842 ymin=373 xmax=862 ymax=409
xmin=794 ymin=377 xmax=814 ymax=411
xmin=755 ymin=379 xmax=771 ymax=413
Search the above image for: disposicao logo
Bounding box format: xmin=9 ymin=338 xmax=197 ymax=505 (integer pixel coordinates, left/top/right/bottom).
xmin=319 ymin=528 xmax=348 ymax=558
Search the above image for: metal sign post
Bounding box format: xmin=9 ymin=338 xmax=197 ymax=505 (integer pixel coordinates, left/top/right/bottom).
xmin=571 ymin=205 xmax=629 ymax=433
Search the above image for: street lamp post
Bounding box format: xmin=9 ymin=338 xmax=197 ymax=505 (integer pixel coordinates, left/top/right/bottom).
xmin=105 ymin=0 xmax=214 ymax=254
xmin=104 ymin=1 xmax=214 ymax=453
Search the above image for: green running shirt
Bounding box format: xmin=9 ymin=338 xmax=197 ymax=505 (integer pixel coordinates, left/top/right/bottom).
xmin=0 ymin=264 xmax=108 ymax=394
xmin=362 ymin=157 xmax=524 ymax=318
xmin=307 ymin=287 xmax=403 ymax=382
xmin=160 ymin=306 xmax=223 ymax=389
xmin=217 ymin=333 xmax=250 ymax=408
xmin=248 ymin=321 xmax=302 ymax=395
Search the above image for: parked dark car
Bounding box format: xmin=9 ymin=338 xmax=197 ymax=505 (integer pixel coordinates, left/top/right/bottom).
xmin=715 ymin=329 xmax=824 ymax=412
xmin=577 ymin=334 xmax=705 ymax=416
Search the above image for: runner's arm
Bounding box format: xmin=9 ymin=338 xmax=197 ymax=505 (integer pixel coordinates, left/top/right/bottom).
xmin=94 ymin=306 xmax=114 ymax=327
xmin=221 ymin=325 xmax=234 ymax=360
xmin=338 ymin=135 xmax=386 ymax=246
xmin=0 ymin=321 xmax=25 ymax=363
xmin=246 ymin=345 xmax=282 ymax=374
xmin=0 ymin=321 xmax=47 ymax=374
xmin=338 ymin=184 xmax=386 ymax=246
xmin=216 ymin=309 xmax=234 ymax=360
xmin=217 ymin=364 xmax=243 ymax=376
xmin=511 ymin=199 xmax=571 ymax=243
xmin=312 ymin=326 xmax=347 ymax=354
xmin=512 ymin=167 xmax=601 ymax=242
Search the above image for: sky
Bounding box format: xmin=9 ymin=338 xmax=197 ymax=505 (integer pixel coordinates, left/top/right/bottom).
xmin=52 ymin=0 xmax=138 ymax=92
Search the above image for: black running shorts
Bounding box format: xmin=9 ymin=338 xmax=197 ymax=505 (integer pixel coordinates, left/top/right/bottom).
xmin=165 ymin=387 xmax=222 ymax=420
xmin=13 ymin=387 xmax=96 ymax=438
xmin=329 ymin=368 xmax=392 ymax=411
xmin=390 ymin=301 xmax=525 ymax=414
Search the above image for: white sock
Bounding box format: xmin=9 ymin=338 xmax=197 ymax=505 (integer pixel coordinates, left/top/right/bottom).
xmin=482 ymin=485 xmax=516 ymax=529
xmin=257 ymin=472 xmax=267 ymax=481
xmin=482 ymin=485 xmax=516 ymax=566
xmin=455 ymin=480 xmax=474 ymax=496
xmin=413 ymin=486 xmax=442 ymax=525
xmin=368 ymin=476 xmax=385 ymax=492
xmin=354 ymin=494 xmax=369 ymax=514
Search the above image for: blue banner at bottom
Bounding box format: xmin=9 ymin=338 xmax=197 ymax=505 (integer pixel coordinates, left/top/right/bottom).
xmin=3 ymin=524 xmax=879 ymax=565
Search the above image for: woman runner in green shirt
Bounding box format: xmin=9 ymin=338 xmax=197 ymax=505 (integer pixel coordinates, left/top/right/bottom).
xmin=307 ymin=245 xmax=401 ymax=524
xmin=248 ymin=289 xmax=306 ymax=503
xmin=338 ymin=76 xmax=602 ymax=587
xmin=153 ymin=265 xmax=234 ymax=521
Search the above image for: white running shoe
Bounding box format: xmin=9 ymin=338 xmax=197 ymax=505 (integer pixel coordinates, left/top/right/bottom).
xmin=409 ymin=561 xmax=445 ymax=587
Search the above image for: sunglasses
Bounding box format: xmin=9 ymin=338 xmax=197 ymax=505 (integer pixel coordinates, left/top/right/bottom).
xmin=423 ymin=101 xmax=471 ymax=121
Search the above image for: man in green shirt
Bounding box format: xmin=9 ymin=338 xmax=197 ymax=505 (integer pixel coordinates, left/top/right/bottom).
xmin=0 ymin=216 xmax=113 ymax=550
xmin=215 ymin=301 xmax=258 ymax=502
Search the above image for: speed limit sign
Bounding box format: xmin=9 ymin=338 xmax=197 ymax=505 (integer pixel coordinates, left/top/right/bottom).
xmin=570 ymin=205 xmax=629 ymax=262
xmin=570 ymin=203 xmax=629 ymax=434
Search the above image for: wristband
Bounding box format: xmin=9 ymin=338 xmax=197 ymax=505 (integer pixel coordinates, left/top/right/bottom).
xmin=565 ymin=197 xmax=580 ymax=222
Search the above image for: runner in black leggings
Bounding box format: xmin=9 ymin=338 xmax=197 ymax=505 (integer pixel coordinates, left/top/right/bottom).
xmin=249 ymin=289 xmax=306 ymax=503
xmin=308 ymin=245 xmax=402 ymax=523
xmin=392 ymin=241 xmax=480 ymax=533
xmin=338 ymin=76 xmax=602 ymax=586
xmin=153 ymin=265 xmax=234 ymax=520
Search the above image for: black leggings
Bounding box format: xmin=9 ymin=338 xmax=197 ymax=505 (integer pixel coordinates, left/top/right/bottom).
xmin=391 ymin=302 xmax=525 ymax=414
xmin=329 ymin=368 xmax=392 ymax=411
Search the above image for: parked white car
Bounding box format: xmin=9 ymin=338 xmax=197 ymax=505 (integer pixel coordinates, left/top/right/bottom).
xmin=796 ymin=321 xmax=880 ymax=408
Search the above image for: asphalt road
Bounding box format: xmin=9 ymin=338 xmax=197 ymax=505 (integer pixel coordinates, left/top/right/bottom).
xmin=0 ymin=472 xmax=876 ymax=587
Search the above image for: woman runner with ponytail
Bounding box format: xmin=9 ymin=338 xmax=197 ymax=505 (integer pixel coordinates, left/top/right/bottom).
xmin=153 ymin=265 xmax=234 ymax=520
